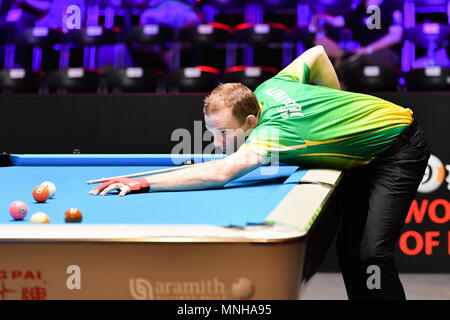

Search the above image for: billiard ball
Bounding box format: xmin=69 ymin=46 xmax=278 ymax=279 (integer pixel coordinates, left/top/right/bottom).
xmin=32 ymin=185 xmax=50 ymax=203
xmin=231 ymin=277 xmax=255 ymax=300
xmin=30 ymin=212 xmax=50 ymax=224
xmin=183 ymin=159 xmax=195 ymax=166
xmin=9 ymin=201 xmax=28 ymax=220
xmin=65 ymin=208 xmax=82 ymax=223
xmin=40 ymin=181 xmax=56 ymax=198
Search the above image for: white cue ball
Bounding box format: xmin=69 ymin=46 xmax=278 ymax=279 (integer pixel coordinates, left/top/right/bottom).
xmin=41 ymin=181 xmax=56 ymax=198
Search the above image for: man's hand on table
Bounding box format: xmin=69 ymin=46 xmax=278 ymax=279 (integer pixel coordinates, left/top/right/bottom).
xmin=89 ymin=177 xmax=150 ymax=197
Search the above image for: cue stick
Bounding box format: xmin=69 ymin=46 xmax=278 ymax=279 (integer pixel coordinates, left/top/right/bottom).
xmin=86 ymin=162 xmax=204 ymax=184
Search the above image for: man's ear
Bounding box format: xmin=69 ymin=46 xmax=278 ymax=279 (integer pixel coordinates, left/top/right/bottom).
xmin=246 ymin=114 xmax=258 ymax=128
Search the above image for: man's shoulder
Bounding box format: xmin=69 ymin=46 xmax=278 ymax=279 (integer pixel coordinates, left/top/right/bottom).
xmin=254 ymin=77 xmax=275 ymax=93
xmin=254 ymin=76 xmax=292 ymax=96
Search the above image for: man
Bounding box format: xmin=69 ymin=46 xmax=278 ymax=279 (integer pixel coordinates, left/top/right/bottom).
xmin=90 ymin=45 xmax=430 ymax=300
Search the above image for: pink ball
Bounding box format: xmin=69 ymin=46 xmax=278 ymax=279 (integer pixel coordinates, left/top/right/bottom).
xmin=9 ymin=201 xmax=28 ymax=220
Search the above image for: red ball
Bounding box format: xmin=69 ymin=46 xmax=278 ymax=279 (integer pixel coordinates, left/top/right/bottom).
xmin=32 ymin=185 xmax=49 ymax=203
xmin=65 ymin=208 xmax=82 ymax=223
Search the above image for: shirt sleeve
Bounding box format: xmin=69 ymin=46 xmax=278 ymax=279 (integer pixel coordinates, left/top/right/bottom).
xmin=274 ymin=60 xmax=311 ymax=84
xmin=238 ymin=126 xmax=282 ymax=165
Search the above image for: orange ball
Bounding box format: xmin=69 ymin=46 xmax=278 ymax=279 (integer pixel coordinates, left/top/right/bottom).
xmin=32 ymin=185 xmax=49 ymax=203
xmin=65 ymin=208 xmax=82 ymax=223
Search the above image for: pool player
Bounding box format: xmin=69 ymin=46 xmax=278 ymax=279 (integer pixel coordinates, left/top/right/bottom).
xmin=90 ymin=45 xmax=431 ymax=300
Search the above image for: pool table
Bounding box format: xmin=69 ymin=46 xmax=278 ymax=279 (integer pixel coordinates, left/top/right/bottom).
xmin=0 ymin=154 xmax=343 ymax=300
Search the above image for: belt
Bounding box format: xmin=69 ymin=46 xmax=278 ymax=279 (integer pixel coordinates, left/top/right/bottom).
xmin=378 ymin=120 xmax=418 ymax=157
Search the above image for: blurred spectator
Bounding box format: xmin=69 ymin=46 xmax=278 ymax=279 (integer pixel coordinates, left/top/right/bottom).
xmin=311 ymin=0 xmax=404 ymax=73
xmin=36 ymin=0 xmax=86 ymax=71
xmin=1 ymin=0 xmax=51 ymax=68
xmin=125 ymin=0 xmax=201 ymax=70
xmin=2 ymin=0 xmax=46 ymax=28
xmin=415 ymin=47 xmax=450 ymax=68
xmin=0 ymin=0 xmax=86 ymax=69
xmin=34 ymin=0 xmax=85 ymax=30
xmin=138 ymin=0 xmax=200 ymax=28
xmin=0 ymin=0 xmax=85 ymax=30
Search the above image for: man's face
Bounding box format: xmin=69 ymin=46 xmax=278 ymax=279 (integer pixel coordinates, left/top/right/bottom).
xmin=204 ymin=107 xmax=255 ymax=155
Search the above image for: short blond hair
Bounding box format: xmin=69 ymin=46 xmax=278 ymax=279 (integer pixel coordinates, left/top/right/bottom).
xmin=203 ymin=83 xmax=260 ymax=125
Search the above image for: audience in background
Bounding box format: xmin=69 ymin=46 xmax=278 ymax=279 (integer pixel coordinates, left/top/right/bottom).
xmin=34 ymin=0 xmax=85 ymax=30
xmin=138 ymin=0 xmax=200 ymax=28
xmin=0 ymin=0 xmax=86 ymax=69
xmin=97 ymin=0 xmax=201 ymax=71
xmin=310 ymin=0 xmax=404 ymax=87
xmin=2 ymin=0 xmax=44 ymax=28
xmin=1 ymin=0 xmax=450 ymax=91
xmin=415 ymin=47 xmax=450 ymax=68
xmin=124 ymin=0 xmax=201 ymax=70
xmin=1 ymin=0 xmax=49 ymax=68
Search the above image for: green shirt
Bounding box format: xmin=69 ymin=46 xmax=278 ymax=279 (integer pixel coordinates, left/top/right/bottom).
xmin=239 ymin=61 xmax=413 ymax=169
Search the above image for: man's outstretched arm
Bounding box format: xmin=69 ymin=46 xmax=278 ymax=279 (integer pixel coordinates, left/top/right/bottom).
xmin=143 ymin=150 xmax=263 ymax=192
xmin=280 ymin=45 xmax=341 ymax=90
xmin=89 ymin=149 xmax=265 ymax=196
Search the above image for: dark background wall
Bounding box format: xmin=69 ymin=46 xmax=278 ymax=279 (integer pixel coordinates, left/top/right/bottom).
xmin=0 ymin=94 xmax=207 ymax=154
xmin=0 ymin=92 xmax=449 ymax=272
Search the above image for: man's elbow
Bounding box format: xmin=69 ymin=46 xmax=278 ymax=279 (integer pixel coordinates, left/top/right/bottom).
xmin=311 ymin=45 xmax=326 ymax=58
xmin=315 ymin=44 xmax=326 ymax=52
xmin=309 ymin=45 xmax=329 ymax=78
xmin=300 ymin=45 xmax=326 ymax=67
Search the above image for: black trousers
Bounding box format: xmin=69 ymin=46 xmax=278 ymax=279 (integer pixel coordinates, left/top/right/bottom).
xmin=336 ymin=120 xmax=431 ymax=300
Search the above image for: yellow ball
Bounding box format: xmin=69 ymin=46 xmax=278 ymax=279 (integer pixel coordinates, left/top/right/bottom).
xmin=30 ymin=212 xmax=50 ymax=224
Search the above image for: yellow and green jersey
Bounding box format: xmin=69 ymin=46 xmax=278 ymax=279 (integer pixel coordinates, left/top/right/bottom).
xmin=239 ymin=61 xmax=413 ymax=169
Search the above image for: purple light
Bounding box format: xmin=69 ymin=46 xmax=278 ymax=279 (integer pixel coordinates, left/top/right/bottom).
xmin=5 ymin=8 xmax=22 ymax=23
xmin=32 ymin=27 xmax=49 ymax=38
xmin=423 ymin=23 xmax=440 ymax=35
xmin=86 ymin=26 xmax=103 ymax=37
xmin=265 ymin=0 xmax=282 ymax=5
xmin=420 ymin=0 xmax=447 ymax=4
xmin=318 ymin=0 xmax=336 ymax=5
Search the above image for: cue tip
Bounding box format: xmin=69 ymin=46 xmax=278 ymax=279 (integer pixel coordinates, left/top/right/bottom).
xmin=86 ymin=177 xmax=107 ymax=184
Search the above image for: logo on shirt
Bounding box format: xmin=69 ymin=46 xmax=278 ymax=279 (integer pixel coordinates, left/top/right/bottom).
xmin=264 ymin=87 xmax=304 ymax=119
